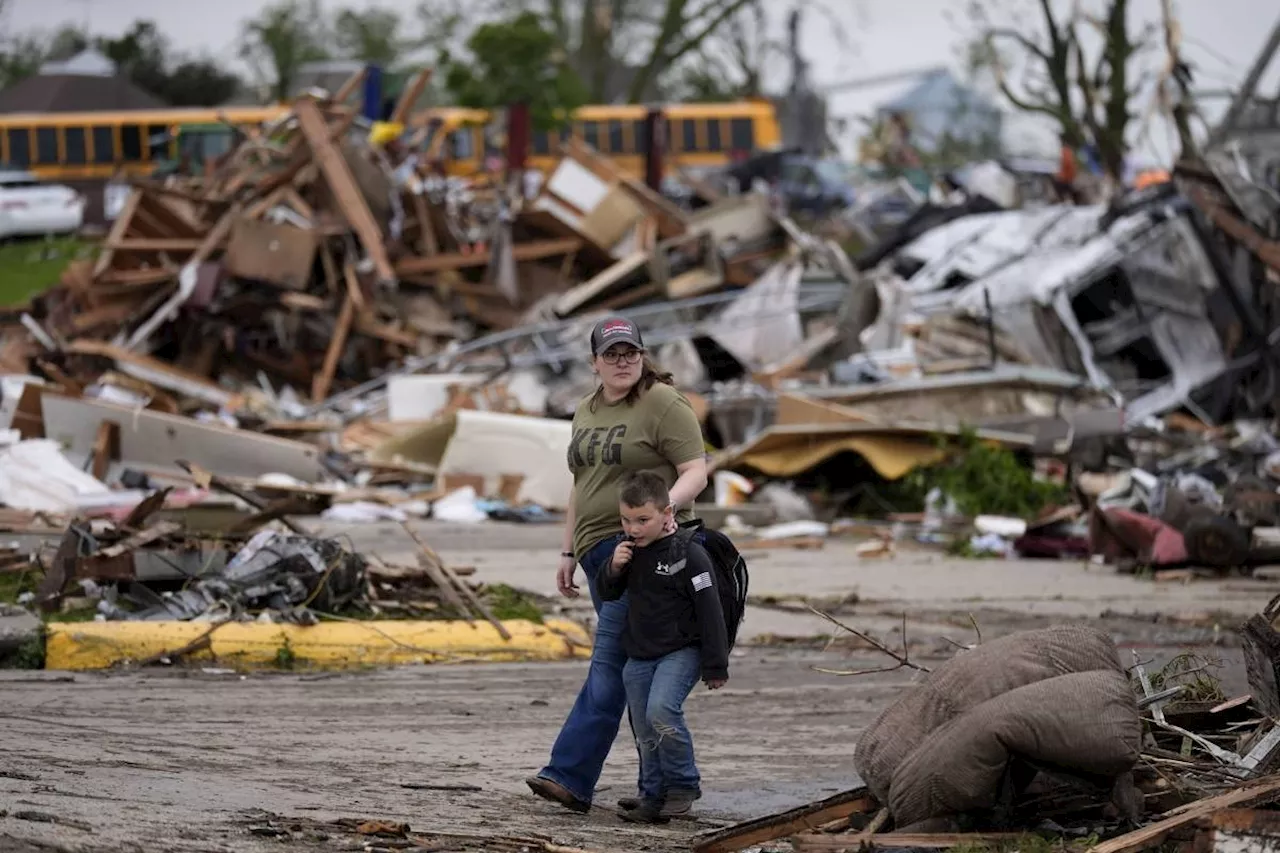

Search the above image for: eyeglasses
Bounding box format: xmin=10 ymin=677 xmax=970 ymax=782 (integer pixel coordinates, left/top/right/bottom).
xmin=600 ymin=349 xmax=643 ymax=365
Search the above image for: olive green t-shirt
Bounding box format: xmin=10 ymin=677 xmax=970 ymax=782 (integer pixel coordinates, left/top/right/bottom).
xmin=568 ymin=383 xmax=705 ymax=559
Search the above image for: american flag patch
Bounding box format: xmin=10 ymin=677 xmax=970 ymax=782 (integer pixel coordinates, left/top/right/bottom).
xmin=691 ymin=571 xmax=712 ymax=592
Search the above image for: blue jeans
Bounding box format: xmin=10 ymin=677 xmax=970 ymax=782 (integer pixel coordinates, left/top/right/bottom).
xmin=622 ymin=646 xmax=703 ymax=800
xmin=535 ymin=534 xmax=634 ymax=804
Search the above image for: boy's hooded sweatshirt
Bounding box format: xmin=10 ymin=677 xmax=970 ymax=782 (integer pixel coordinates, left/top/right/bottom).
xmin=599 ymin=532 xmax=729 ymax=681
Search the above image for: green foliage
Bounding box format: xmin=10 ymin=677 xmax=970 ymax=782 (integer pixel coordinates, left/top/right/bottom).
xmin=333 ymin=7 xmax=405 ymax=67
xmin=484 ymin=584 xmax=543 ymax=624
xmin=239 ymin=0 xmax=331 ymax=103
xmin=275 ymin=635 xmax=298 ymax=670
xmin=443 ymin=12 xmax=587 ymax=132
xmin=1150 ymin=652 xmax=1226 ymax=703
xmin=891 ymin=429 xmax=1068 ymax=519
xmin=1 ymin=629 xmax=46 ymax=670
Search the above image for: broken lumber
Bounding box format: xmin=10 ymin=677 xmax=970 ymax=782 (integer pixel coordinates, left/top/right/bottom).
xmin=693 ymin=788 xmax=877 ymax=853
xmin=294 ymin=97 xmax=395 ymax=283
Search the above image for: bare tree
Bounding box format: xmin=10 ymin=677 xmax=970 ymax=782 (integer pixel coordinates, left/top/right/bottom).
xmin=966 ymin=0 xmax=1155 ymax=186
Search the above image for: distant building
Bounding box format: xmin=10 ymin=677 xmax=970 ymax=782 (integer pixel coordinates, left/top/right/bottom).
xmin=873 ymin=69 xmax=1003 ymax=160
xmin=0 ymin=48 xmax=165 ymax=113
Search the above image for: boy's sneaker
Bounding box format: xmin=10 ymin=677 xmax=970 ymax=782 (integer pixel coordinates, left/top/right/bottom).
xmin=619 ymin=798 xmax=669 ymax=824
xmin=659 ymin=789 xmax=701 ymax=818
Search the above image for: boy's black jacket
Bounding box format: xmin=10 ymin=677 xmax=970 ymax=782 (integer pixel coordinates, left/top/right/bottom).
xmin=599 ymin=532 xmax=729 ymax=680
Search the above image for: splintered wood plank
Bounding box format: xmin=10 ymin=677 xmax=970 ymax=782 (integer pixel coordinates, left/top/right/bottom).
xmin=294 ymin=98 xmax=396 ymax=283
xmin=90 ymin=420 xmax=119 ymax=481
xmin=311 ymin=291 xmax=355 ymax=402
xmin=394 ymin=237 xmax=582 ymax=276
xmin=793 ymin=832 xmax=1023 ymax=851
xmin=400 ymin=522 xmax=472 ymax=617
xmin=94 ymin=189 xmax=142 ymax=278
xmin=692 ymin=788 xmax=877 ymax=853
xmin=332 ymin=68 xmax=368 ymax=105
xmin=392 ymin=69 xmax=433 ymax=124
xmin=1088 ymin=775 xmax=1280 ymax=853
xmin=343 ymin=259 xmax=367 ymax=312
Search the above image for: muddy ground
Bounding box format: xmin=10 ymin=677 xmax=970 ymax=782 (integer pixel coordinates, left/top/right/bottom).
xmin=0 ymin=652 xmax=909 ymax=853
xmin=2 ymin=521 xmax=1274 ymax=852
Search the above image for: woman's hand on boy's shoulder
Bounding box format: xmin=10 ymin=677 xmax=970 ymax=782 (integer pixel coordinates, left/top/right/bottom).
xmin=704 ymin=677 xmax=728 ymax=690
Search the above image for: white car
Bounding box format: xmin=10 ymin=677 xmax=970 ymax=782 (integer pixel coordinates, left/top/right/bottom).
xmin=0 ymin=170 xmax=85 ymax=240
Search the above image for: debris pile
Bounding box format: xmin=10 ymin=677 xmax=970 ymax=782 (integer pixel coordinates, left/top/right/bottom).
xmin=694 ymin=604 xmax=1280 ymax=853
xmin=0 ymin=56 xmax=1277 ymax=583
xmin=1 ymin=461 xmax=526 ymax=638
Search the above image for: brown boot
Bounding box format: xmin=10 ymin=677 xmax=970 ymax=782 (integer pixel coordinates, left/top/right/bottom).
xmin=525 ymin=776 xmax=590 ymax=813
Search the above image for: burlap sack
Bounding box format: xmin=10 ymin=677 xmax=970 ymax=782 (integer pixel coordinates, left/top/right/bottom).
xmin=887 ymin=669 xmax=1142 ymax=826
xmin=854 ymin=625 xmax=1124 ymax=802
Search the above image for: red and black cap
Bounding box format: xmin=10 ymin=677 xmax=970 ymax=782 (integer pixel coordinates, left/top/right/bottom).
xmin=589 ymin=315 xmax=644 ymax=355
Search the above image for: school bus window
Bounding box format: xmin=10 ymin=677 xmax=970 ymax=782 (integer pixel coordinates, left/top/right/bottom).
xmin=681 ymin=119 xmax=697 ymax=153
xmin=630 ymin=120 xmax=648 ymax=154
xmin=147 ymin=124 xmax=170 ymax=160
xmin=35 ymin=127 xmax=57 ymax=164
xmin=121 ymin=125 xmax=143 ymax=160
xmin=5 ymin=128 xmax=30 ymax=166
xmin=92 ymin=126 xmax=115 ymax=163
xmin=730 ymin=118 xmax=753 ymax=151
xmin=607 ymin=120 xmax=624 ymax=154
xmin=706 ymin=120 xmax=723 ymax=152
xmin=532 ymin=129 xmax=550 ymax=155
xmin=581 ymin=121 xmax=600 ymax=150
xmin=448 ymin=129 xmax=473 ymax=160
xmin=64 ymin=126 xmax=87 ymax=165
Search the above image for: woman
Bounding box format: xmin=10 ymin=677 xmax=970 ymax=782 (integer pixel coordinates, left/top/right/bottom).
xmin=526 ymin=315 xmax=708 ymax=813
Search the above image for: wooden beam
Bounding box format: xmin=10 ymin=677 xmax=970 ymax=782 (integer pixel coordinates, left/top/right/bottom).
xmin=93 ymin=189 xmax=142 ymax=278
xmin=107 ymin=238 xmax=211 ymax=252
xmin=332 ymin=67 xmax=368 ymax=105
xmin=1087 ymin=775 xmax=1280 ymax=853
xmin=793 ymin=832 xmax=1024 ymax=852
xmin=693 ymin=789 xmax=877 ymax=853
xmin=294 ymin=97 xmax=396 ymax=283
xmin=391 ymin=68 xmax=433 ymax=125
xmin=395 ymin=237 xmax=583 ymax=276
xmin=343 ymin=259 xmax=367 ymax=312
xmin=311 ymin=292 xmax=356 ymax=402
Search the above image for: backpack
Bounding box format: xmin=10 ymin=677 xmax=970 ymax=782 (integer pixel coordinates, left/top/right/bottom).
xmin=670 ymin=519 xmax=749 ymax=650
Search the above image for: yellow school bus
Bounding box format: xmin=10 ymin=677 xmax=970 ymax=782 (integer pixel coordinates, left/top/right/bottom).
xmin=536 ymin=100 xmax=782 ymax=177
xmin=0 ymin=106 xmax=291 ymax=181
xmin=0 ymin=99 xmax=780 ymax=183
xmin=410 ymin=100 xmax=781 ymax=179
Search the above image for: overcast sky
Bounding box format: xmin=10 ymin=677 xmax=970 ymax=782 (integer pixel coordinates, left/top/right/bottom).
xmin=3 ymin=0 xmax=1276 ymax=165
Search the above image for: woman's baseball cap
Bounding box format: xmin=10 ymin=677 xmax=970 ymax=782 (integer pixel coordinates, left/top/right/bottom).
xmin=589 ymin=316 xmax=645 ymax=355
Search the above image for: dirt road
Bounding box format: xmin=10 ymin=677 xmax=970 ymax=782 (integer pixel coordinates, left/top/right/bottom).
xmin=0 ymin=652 xmax=906 ymax=853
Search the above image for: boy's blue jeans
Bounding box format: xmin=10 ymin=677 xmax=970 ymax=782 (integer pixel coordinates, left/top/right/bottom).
xmin=534 ymin=534 xmax=635 ymax=805
xmin=622 ymin=646 xmax=703 ymax=800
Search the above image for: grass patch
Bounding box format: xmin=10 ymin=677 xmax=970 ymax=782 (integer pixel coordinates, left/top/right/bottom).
xmin=484 ymin=584 xmax=544 ymax=624
xmin=0 ymin=628 xmax=46 ymax=669
xmin=0 ymin=567 xmax=39 ymax=605
xmin=0 ymin=236 xmax=95 ymax=306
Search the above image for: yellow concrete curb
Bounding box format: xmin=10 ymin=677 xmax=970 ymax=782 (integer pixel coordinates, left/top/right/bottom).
xmin=44 ymin=618 xmax=593 ymax=671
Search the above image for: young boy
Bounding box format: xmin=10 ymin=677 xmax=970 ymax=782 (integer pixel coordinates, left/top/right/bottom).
xmin=598 ymin=470 xmax=729 ymax=824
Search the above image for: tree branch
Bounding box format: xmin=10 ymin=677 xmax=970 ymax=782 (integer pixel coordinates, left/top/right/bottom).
xmin=807 ymin=608 xmax=931 ymax=676
xmin=986 ymin=27 xmax=1050 ymax=63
